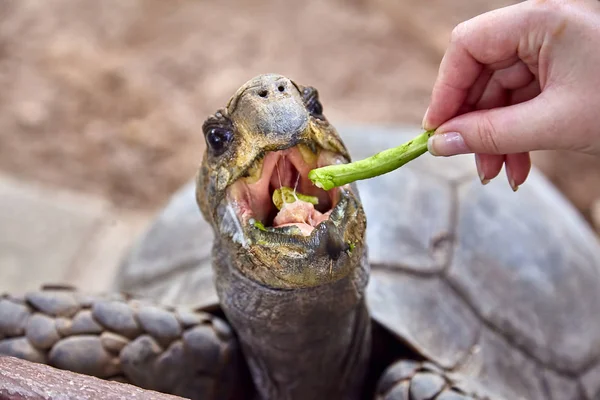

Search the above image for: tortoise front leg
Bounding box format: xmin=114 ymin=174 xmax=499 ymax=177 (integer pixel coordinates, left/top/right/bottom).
xmin=0 ymin=287 xmax=246 ymax=400
xmin=375 ymin=360 xmax=502 ymax=400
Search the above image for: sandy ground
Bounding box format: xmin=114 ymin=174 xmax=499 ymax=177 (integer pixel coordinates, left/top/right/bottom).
xmin=0 ymin=0 xmax=598 ymax=229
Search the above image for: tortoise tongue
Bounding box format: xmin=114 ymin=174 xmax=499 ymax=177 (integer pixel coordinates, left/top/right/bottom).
xmin=273 ymin=200 xmax=332 ymax=236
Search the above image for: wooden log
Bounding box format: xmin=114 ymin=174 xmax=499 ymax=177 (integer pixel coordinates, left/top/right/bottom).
xmin=0 ymin=356 xmax=186 ymax=400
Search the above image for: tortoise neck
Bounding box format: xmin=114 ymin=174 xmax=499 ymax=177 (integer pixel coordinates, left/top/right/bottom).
xmin=213 ymin=242 xmax=371 ymax=400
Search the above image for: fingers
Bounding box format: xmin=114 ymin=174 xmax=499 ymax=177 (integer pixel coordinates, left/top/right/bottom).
xmin=477 ymin=62 xmax=536 ymax=110
xmin=476 ymin=79 xmax=509 ymax=112
xmin=510 ymin=79 xmax=541 ymax=105
xmin=430 ymin=60 xmax=537 ymax=139
xmin=489 ymin=61 xmax=535 ymax=91
xmin=474 ymin=154 xmax=504 ymax=184
xmin=427 ymin=91 xmax=567 ymax=156
xmin=473 ymin=153 xmax=530 ymax=190
xmin=423 ymin=1 xmax=543 ymax=130
xmin=464 ymin=68 xmax=494 ymax=109
xmin=505 ymin=152 xmax=531 ymax=191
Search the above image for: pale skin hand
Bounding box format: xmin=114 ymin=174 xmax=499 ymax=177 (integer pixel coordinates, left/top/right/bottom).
xmin=423 ymin=0 xmax=600 ymax=190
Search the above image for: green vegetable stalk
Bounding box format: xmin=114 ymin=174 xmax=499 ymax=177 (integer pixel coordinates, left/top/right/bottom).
xmin=308 ymin=130 xmax=434 ymax=190
xmin=272 ymin=187 xmax=319 ymax=210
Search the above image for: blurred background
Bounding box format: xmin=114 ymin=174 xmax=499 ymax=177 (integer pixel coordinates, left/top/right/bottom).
xmin=1 ymin=0 xmax=599 ymax=293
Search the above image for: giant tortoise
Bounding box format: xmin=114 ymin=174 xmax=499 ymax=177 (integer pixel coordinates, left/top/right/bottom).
xmin=1 ymin=74 xmax=600 ymax=400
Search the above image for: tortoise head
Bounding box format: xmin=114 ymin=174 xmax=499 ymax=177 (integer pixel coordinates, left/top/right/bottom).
xmin=196 ymin=73 xmax=366 ymax=289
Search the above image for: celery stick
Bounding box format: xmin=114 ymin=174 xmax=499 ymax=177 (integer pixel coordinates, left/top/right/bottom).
xmin=308 ymin=130 xmax=434 ymax=190
xmin=272 ymin=187 xmax=319 ymax=210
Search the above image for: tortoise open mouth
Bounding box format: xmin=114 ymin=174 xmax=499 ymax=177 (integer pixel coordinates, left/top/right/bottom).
xmin=226 ymin=144 xmax=349 ymax=237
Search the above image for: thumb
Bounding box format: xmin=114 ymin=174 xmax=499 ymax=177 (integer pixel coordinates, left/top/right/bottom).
xmin=427 ymin=94 xmax=572 ymax=156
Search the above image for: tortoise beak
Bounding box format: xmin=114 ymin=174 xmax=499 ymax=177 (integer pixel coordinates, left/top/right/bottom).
xmin=227 ymin=75 xmax=309 ymax=141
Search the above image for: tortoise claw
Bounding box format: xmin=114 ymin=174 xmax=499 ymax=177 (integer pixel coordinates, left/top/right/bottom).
xmin=0 ymin=288 xmax=246 ymax=400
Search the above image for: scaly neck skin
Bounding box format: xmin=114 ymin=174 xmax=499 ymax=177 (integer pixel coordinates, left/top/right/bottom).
xmin=213 ymin=242 xmax=372 ymax=400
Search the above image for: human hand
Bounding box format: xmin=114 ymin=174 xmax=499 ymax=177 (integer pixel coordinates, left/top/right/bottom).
xmin=423 ymin=0 xmax=600 ymax=190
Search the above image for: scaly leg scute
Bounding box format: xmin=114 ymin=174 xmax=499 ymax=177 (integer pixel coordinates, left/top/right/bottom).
xmin=0 ymin=287 xmax=245 ymax=400
xmin=375 ymin=360 xmax=501 ymax=400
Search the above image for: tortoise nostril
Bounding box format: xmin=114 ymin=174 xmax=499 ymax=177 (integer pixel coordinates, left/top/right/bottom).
xmin=278 ymin=85 xmax=285 ymax=92
xmin=258 ymin=90 xmax=268 ymax=98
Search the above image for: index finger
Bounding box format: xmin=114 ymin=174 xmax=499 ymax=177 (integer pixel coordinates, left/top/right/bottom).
xmin=423 ymin=1 xmax=539 ymax=130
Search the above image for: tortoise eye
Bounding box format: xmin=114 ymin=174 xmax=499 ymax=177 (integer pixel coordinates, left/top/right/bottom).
xmin=302 ymin=87 xmax=324 ymax=119
xmin=206 ymin=127 xmax=233 ymax=156
xmin=203 ymin=111 xmax=234 ymax=157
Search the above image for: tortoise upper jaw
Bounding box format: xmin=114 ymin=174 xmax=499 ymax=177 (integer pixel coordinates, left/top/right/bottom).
xmin=228 ymin=75 xmax=309 ymax=140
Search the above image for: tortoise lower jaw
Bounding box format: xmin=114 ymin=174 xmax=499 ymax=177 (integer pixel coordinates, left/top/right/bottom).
xmin=218 ymin=184 xmax=365 ymax=289
xmin=246 ymin=187 xmax=357 ymax=255
xmin=215 ymin=144 xmax=365 ymax=288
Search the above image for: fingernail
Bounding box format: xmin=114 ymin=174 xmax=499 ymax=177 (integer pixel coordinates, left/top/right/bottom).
xmin=506 ymin=163 xmax=519 ymax=192
xmin=421 ymin=107 xmax=429 ymax=129
xmin=427 ymin=132 xmax=470 ymax=156
xmin=474 ymin=154 xmax=489 ymax=185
